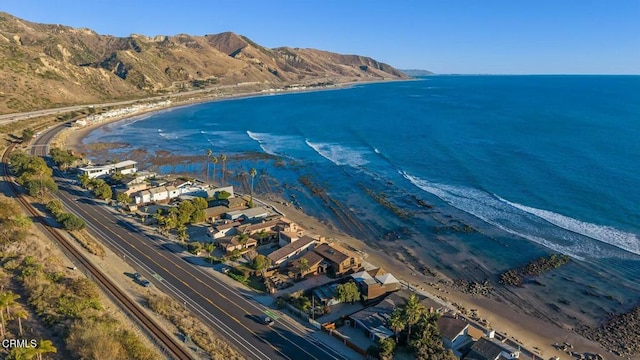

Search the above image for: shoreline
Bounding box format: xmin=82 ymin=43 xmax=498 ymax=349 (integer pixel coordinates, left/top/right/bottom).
xmin=56 ymin=79 xmax=620 ymax=360
xmin=56 ymin=77 xmax=415 ymax=152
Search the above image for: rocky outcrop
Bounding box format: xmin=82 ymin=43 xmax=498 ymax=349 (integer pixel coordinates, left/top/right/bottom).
xmin=577 ymin=306 xmax=640 ymax=358
xmin=499 ymin=254 xmax=571 ymax=287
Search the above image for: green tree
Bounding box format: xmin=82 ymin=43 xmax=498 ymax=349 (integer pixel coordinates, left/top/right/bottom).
xmin=49 ymin=147 xmax=78 ymax=170
xmin=211 ymin=156 xmax=219 ymax=183
xmin=388 ymin=308 xmax=406 ymax=343
xmin=252 ymin=254 xmax=271 ymax=276
xmin=26 ymin=177 xmax=58 ymax=198
xmin=93 ymin=181 xmax=112 ymax=200
xmin=191 ymin=197 xmax=208 ymax=210
xmin=298 ymin=258 xmax=311 ymax=275
xmin=117 ymin=193 xmax=131 ymax=207
xmin=177 ymin=200 xmax=195 ymax=225
xmin=249 ymin=167 xmax=257 ymax=207
xmin=1 ymin=197 xmax=31 ymax=245
xmin=61 ymin=213 xmax=86 ymax=231
xmin=21 ymin=128 xmax=34 ymax=142
xmin=78 ymin=173 xmax=91 ymax=188
xmin=35 ymin=339 xmax=57 ymax=360
xmin=216 ymin=190 xmax=231 ymax=200
xmin=190 ymin=209 xmax=206 ymax=224
xmin=220 ymin=153 xmax=227 ymax=184
xmin=336 ymin=281 xmax=360 ymax=303
xmin=409 ymin=313 xmax=456 ymax=360
xmin=203 ymin=243 xmax=215 ymax=261
xmin=0 ymin=291 xmax=20 ymax=338
xmin=377 ymin=337 xmax=396 ymax=360
xmin=403 ymin=293 xmax=426 ymax=344
xmin=206 ymin=149 xmax=212 ymax=180
xmin=46 ymin=199 xmax=64 ymax=215
xmin=14 ymin=307 xmax=28 ymax=336
xmin=177 ymin=224 xmax=189 ymax=243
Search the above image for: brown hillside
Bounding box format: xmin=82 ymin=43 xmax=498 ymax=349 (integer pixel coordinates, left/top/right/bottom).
xmin=0 ymin=12 xmax=408 ymax=114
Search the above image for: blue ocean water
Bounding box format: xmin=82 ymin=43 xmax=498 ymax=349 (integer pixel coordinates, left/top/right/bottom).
xmin=84 ymin=76 xmax=640 ymax=284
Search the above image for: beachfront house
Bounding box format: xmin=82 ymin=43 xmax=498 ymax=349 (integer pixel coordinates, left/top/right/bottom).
xmin=278 ymin=218 xmax=305 ymax=246
xmin=223 ymin=207 xmax=270 ymax=221
xmin=437 ymin=315 xmax=472 ymax=353
xmin=350 ymin=268 xmax=401 ymax=302
xmin=314 ymin=242 xmax=362 ymax=277
xmin=267 ymin=235 xmax=317 ymax=267
xmin=287 ymin=251 xmax=326 ymax=279
xmin=347 ymin=293 xmax=403 ymax=341
xmin=78 ymin=160 xmax=138 ymax=179
xmin=464 ymin=337 xmax=521 ymax=360
xmin=209 ymin=221 xmax=240 ymax=239
xmin=215 ymin=235 xmax=257 ymax=254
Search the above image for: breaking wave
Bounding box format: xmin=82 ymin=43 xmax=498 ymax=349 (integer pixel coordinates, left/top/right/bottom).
xmin=305 ymin=140 xmax=369 ymax=167
xmin=400 ymin=171 xmax=640 ymax=260
xmin=246 ymin=131 xmax=300 ymax=157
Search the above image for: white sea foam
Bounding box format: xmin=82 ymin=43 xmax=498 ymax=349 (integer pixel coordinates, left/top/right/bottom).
xmin=399 ymin=171 xmax=638 ymax=260
xmin=498 ymin=197 xmax=640 ymax=256
xmin=246 ymin=131 xmax=300 ymax=156
xmin=305 ymin=140 xmax=369 ymax=167
xmin=373 ymin=147 xmax=381 ymax=154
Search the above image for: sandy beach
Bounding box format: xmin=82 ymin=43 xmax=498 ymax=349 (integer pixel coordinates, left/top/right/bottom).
xmin=56 ymin=82 xmax=621 ymax=360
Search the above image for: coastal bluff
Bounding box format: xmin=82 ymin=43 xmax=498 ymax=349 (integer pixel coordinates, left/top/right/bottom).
xmin=0 ymin=12 xmax=408 ymax=114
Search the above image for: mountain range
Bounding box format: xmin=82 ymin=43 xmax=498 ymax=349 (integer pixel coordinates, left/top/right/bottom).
xmin=0 ymin=12 xmax=409 ymax=114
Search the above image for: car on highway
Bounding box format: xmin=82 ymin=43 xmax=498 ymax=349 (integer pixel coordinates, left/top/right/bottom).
xmin=260 ymin=315 xmax=274 ymax=326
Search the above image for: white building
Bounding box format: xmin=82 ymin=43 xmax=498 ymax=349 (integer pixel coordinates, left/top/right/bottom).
xmin=78 ymin=160 xmax=138 ymax=179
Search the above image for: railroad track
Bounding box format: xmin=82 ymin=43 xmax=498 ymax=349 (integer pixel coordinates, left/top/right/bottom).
xmin=2 ymin=142 xmax=194 ymax=360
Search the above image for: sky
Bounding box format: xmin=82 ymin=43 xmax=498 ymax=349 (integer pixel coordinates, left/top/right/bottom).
xmin=2 ymin=1 xmax=639 ymax=74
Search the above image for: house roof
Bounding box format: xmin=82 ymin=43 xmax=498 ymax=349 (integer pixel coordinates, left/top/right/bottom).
xmin=437 ymin=315 xmax=469 ymax=341
xmin=349 ymin=295 xmax=399 ymax=332
xmin=290 ymin=251 xmax=324 ymax=269
xmin=314 ymin=243 xmax=354 ymax=265
xmin=227 ymin=197 xmax=246 ymax=208
xmin=268 ymin=235 xmax=316 ymax=263
xmin=351 ymin=270 xmax=374 ymax=282
xmin=465 ymin=338 xmax=506 ymax=360
xmin=149 ymin=186 xmax=167 ymax=194
xmin=216 ymin=235 xmax=257 ymax=249
xmin=367 ymin=267 xmax=387 ymax=277
xmin=375 ymin=273 xmax=399 ymax=285
xmin=239 ymin=219 xmax=281 ymax=233
xmin=213 ymin=221 xmax=241 ymax=231
xmin=205 ymin=206 xmax=229 ymax=218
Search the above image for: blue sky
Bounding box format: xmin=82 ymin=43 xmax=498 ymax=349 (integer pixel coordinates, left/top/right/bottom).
xmin=2 ymin=1 xmax=639 ymax=74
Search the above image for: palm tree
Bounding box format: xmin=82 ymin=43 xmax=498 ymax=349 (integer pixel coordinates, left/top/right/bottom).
xmin=249 ymin=167 xmax=257 ymax=207
xmin=206 ymin=149 xmax=212 ymax=180
xmin=35 ymin=339 xmax=57 ymax=360
xmin=0 ymin=291 xmax=20 ymax=338
xmin=388 ymin=308 xmax=405 ymax=343
xmin=203 ymin=243 xmax=215 ymax=262
xmin=211 ymin=156 xmax=219 ymax=183
xmin=177 ymin=224 xmax=189 ymax=244
xmin=220 ymin=153 xmax=227 ymax=184
xmin=403 ymin=293 xmax=426 ymax=344
xmin=14 ymin=307 xmax=28 ymax=336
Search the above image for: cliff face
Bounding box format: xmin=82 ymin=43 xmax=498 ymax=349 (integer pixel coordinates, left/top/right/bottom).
xmin=0 ymin=12 xmax=408 ymax=114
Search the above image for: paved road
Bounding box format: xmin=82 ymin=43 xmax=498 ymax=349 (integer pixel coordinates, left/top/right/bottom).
xmin=0 ymin=85 xmax=239 ymax=125
xmin=30 ymin=125 xmax=350 ymax=360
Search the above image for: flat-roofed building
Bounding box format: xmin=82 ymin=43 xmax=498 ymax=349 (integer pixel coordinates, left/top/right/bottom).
xmin=78 ymin=160 xmax=138 ymax=179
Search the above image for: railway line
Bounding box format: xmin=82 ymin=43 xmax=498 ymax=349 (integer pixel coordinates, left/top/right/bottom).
xmin=1 ymin=141 xmax=194 ymax=360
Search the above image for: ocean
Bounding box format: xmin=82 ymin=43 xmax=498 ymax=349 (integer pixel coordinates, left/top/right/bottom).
xmin=83 ymin=75 xmax=640 ymax=318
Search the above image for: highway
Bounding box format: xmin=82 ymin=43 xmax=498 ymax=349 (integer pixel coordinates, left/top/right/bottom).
xmin=31 ymin=124 xmax=350 ymax=360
